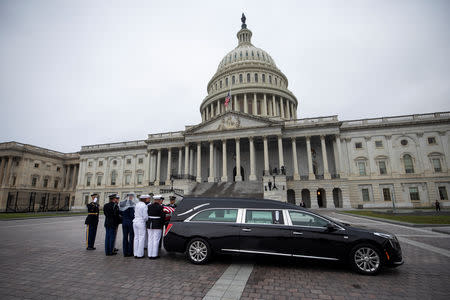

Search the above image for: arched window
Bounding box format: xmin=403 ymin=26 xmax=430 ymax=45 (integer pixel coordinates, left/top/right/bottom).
xmin=403 ymin=154 xmax=414 ymax=173
xmin=246 ymin=51 xmax=248 ymax=58
xmin=220 ymin=80 xmax=222 ymax=89
xmin=254 ymin=73 xmax=258 ymax=82
xmin=262 ymin=74 xmax=266 ymax=83
xmin=262 ymin=53 xmax=266 ymax=60
xmin=111 ymin=171 xmax=117 ymax=185
xmin=215 ymin=83 xmax=217 ymax=90
xmin=251 ymin=51 xmax=254 ymax=57
xmin=234 ymin=53 xmax=237 ymax=60
xmin=269 ymin=75 xmax=272 ymax=84
xmin=247 ymin=73 xmax=250 ymax=82
xmin=257 ymin=52 xmax=260 ymax=58
xmin=275 ymin=77 xmax=278 ymax=85
xmin=232 ymin=75 xmax=235 ymax=84
xmin=239 ymin=74 xmax=243 ymax=83
xmin=225 ymin=78 xmax=228 ymax=86
xmin=240 ymin=51 xmax=242 ymax=58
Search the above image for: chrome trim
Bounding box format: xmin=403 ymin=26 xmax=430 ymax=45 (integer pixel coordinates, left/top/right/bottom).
xmin=177 ymin=203 xmax=210 ymax=217
xmin=221 ymin=249 xmax=291 ymax=257
xmin=242 ymin=228 xmax=252 ymax=232
xmin=292 ymin=231 xmax=303 ymax=235
xmin=282 ymin=209 xmax=292 ymax=226
xmin=292 ymin=254 xmax=339 ymax=261
xmin=236 ymin=209 xmax=245 ymax=224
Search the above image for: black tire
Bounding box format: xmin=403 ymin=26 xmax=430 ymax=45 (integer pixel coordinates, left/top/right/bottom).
xmin=350 ymin=243 xmax=383 ymax=275
xmin=186 ymin=238 xmax=211 ymax=265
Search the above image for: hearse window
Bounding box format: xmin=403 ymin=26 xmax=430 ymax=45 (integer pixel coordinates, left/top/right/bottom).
xmin=289 ymin=211 xmax=328 ymax=227
xmin=191 ymin=209 xmax=238 ymax=223
xmin=245 ymin=210 xmax=284 ymax=225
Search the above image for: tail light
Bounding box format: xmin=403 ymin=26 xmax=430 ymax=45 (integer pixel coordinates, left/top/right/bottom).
xmin=164 ymin=223 xmax=173 ymax=236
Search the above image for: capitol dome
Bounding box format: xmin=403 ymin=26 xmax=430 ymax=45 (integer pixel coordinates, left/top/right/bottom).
xmin=200 ymin=15 xmax=298 ymax=123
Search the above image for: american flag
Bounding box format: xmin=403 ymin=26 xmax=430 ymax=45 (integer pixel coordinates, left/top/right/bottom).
xmin=225 ymin=91 xmax=231 ymax=107
xmin=163 ymin=205 xmax=176 ymax=222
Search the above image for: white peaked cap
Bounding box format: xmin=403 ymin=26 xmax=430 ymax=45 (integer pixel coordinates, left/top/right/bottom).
xmin=139 ymin=194 xmax=151 ymax=199
xmin=153 ymin=194 xmax=163 ymax=200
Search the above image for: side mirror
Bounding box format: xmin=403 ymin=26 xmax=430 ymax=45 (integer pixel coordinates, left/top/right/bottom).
xmin=326 ymin=223 xmax=336 ymax=232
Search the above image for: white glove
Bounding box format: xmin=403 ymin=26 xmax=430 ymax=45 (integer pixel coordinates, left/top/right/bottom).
xmin=94 ymin=197 xmax=98 ymax=203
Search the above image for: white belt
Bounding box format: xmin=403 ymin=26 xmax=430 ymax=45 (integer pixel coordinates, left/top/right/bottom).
xmin=148 ymin=216 xmax=160 ymax=219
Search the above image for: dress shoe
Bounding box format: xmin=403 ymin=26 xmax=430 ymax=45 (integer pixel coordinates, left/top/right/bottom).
xmin=134 ymin=256 xmax=144 ymax=259
xmin=113 ymin=248 xmax=119 ymax=252
xmin=86 ymin=247 xmax=96 ymax=250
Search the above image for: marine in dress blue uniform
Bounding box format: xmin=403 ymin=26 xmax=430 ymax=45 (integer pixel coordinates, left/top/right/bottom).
xmin=85 ymin=193 xmax=99 ymax=250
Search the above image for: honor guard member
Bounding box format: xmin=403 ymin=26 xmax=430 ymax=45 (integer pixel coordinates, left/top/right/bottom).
xmin=119 ymin=193 xmax=137 ymax=257
xmin=104 ymin=193 xmax=121 ymax=256
xmin=133 ymin=195 xmax=149 ymax=258
xmin=85 ymin=193 xmax=100 ymax=250
xmin=168 ymin=196 xmax=177 ymax=208
xmin=146 ymin=195 xmax=166 ymax=259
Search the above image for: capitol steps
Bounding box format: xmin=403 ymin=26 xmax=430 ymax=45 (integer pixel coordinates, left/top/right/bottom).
xmin=186 ymin=181 xmax=263 ymax=198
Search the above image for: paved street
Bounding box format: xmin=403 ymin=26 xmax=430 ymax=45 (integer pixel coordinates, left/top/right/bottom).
xmin=0 ymin=213 xmax=449 ymax=300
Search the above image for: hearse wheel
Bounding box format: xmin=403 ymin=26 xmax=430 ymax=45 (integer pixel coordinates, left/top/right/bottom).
xmin=186 ymin=238 xmax=211 ymax=265
xmin=350 ymin=243 xmax=382 ymax=275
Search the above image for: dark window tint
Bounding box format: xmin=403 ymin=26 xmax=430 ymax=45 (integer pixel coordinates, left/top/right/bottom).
xmin=191 ymin=209 xmax=238 ymax=223
xmin=245 ymin=210 xmax=283 ymax=225
xmin=289 ymin=211 xmax=328 ymax=227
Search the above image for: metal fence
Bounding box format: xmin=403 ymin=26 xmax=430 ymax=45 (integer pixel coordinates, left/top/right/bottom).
xmin=6 ymin=191 xmax=71 ymax=212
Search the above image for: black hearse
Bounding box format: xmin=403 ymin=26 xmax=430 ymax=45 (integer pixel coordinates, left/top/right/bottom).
xmin=163 ymin=197 xmax=403 ymax=275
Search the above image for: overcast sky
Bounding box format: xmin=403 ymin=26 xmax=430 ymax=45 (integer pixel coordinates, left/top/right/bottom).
xmin=1 ymin=0 xmax=449 ymax=153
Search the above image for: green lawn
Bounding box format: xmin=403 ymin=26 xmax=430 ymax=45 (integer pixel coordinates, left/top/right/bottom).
xmin=0 ymin=212 xmax=87 ymax=220
xmin=343 ymin=211 xmax=450 ymax=224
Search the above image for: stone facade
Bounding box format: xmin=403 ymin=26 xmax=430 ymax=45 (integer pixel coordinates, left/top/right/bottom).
xmin=0 ymin=142 xmax=79 ymax=212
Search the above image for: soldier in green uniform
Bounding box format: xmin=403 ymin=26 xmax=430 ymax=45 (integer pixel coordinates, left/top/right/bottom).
xmin=85 ymin=193 xmax=100 ymax=250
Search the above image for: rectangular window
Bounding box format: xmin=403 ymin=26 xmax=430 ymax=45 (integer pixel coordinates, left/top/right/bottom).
xmin=43 ymin=178 xmax=48 ymax=188
xmin=362 ymin=188 xmax=370 ymax=201
xmin=375 ymin=140 xmax=383 ymax=148
xmin=125 ymin=174 xmax=131 ymax=185
xmin=31 ymin=177 xmax=37 ymax=187
xmin=432 ymin=158 xmax=442 ymax=172
xmin=54 ymin=180 xmax=58 ymax=188
xmin=34 ymin=163 xmax=39 ymax=168
xmin=191 ymin=209 xmax=238 ymax=223
xmin=409 ymin=187 xmax=420 ymax=201
xmin=383 ymin=188 xmax=391 ymax=201
xmin=86 ymin=176 xmax=91 ymax=187
xmin=245 ymin=210 xmax=284 ymax=225
xmin=126 ymin=159 xmax=131 ymax=165
xmin=379 ymin=161 xmax=387 ymax=175
xmin=355 ymin=142 xmax=362 ymax=149
xmin=97 ymin=175 xmax=102 ymax=186
xmin=428 ymin=137 xmax=436 ymax=144
xmin=439 ymin=186 xmax=448 ymax=200
xmin=12 ymin=176 xmax=16 ymax=186
xmin=99 ymin=161 xmax=103 ymax=167
xmin=358 ymin=162 xmax=366 ymax=176
xmin=138 ymin=158 xmax=143 ymax=164
xmin=84 ymin=195 xmax=89 ymax=205
xmin=88 ymin=161 xmax=92 ymax=167
xmin=137 ymin=174 xmax=143 ymax=185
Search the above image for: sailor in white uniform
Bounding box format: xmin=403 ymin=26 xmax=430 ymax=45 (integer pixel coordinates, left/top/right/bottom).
xmin=133 ymin=194 xmax=149 ymax=258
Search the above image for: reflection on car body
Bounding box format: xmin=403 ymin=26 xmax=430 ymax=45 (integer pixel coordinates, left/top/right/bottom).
xmin=164 ymin=197 xmax=403 ymax=275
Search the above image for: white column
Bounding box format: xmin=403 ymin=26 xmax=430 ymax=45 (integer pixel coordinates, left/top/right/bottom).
xmin=253 ymin=93 xmax=257 ymax=115
xmin=292 ymin=138 xmax=300 ymax=180
xmin=249 ymin=137 xmax=257 ymax=181
xmin=208 ymin=141 xmax=215 ymax=182
xmin=291 ymin=103 xmax=295 ymax=119
xmin=263 ymin=136 xmax=269 ymax=175
xmin=216 ymin=100 xmax=220 ymax=116
xmin=155 ymin=149 xmax=161 ymax=186
xmin=206 ymin=106 xmax=209 ymax=121
xmin=235 ymin=138 xmax=242 ymax=181
xmin=184 ymin=144 xmax=189 ymax=176
xmin=336 ymin=135 xmax=342 ymax=176
xmin=178 ymin=147 xmax=183 ymax=175
xmin=189 ymin=148 xmax=194 ymax=175
xmin=321 ymin=135 xmax=331 ymax=179
xmin=244 ymin=94 xmax=248 ymax=113
xmin=268 ymin=96 xmax=273 ymax=116
xmin=280 ymin=97 xmax=285 ymax=118
xmin=306 ymin=136 xmax=315 ymax=180
xmin=286 ymin=100 xmax=291 ymax=119
xmin=234 ymin=95 xmax=238 ymax=112
xmin=72 ymin=165 xmax=79 ymax=189
xmin=272 ymin=95 xmax=276 ymax=116
xmin=221 ymin=140 xmax=228 ymax=182
xmin=0 ymin=158 xmax=6 ymax=186
xmin=277 ymin=136 xmax=284 ymax=170
xmin=262 ymin=94 xmax=267 ymax=116
xmin=165 ymin=148 xmax=172 ymax=185
xmin=196 ymin=143 xmax=202 ymax=182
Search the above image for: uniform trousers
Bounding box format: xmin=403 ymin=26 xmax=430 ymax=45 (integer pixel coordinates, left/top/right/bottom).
xmin=133 ymin=221 xmax=146 ymax=257
xmin=147 ymin=229 xmax=162 ymax=257
xmin=122 ymin=222 xmax=134 ymax=256
xmin=105 ymin=226 xmax=116 ymax=255
xmin=86 ymin=223 xmax=98 ymax=248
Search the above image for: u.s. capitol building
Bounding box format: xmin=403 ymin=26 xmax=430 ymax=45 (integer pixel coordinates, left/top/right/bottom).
xmin=1 ymin=18 xmax=449 ymax=211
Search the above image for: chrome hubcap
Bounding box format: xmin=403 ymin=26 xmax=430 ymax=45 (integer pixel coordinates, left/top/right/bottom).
xmin=354 ymin=247 xmax=380 ymax=273
xmin=189 ymin=241 xmax=207 ymax=262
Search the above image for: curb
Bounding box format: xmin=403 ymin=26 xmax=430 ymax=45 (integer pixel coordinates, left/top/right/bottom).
xmin=335 ymin=212 xmax=450 ymax=228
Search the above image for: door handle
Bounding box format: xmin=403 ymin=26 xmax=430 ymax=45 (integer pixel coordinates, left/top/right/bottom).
xmin=242 ymin=228 xmax=252 ymax=232
xmin=293 ymin=231 xmax=303 ymax=235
